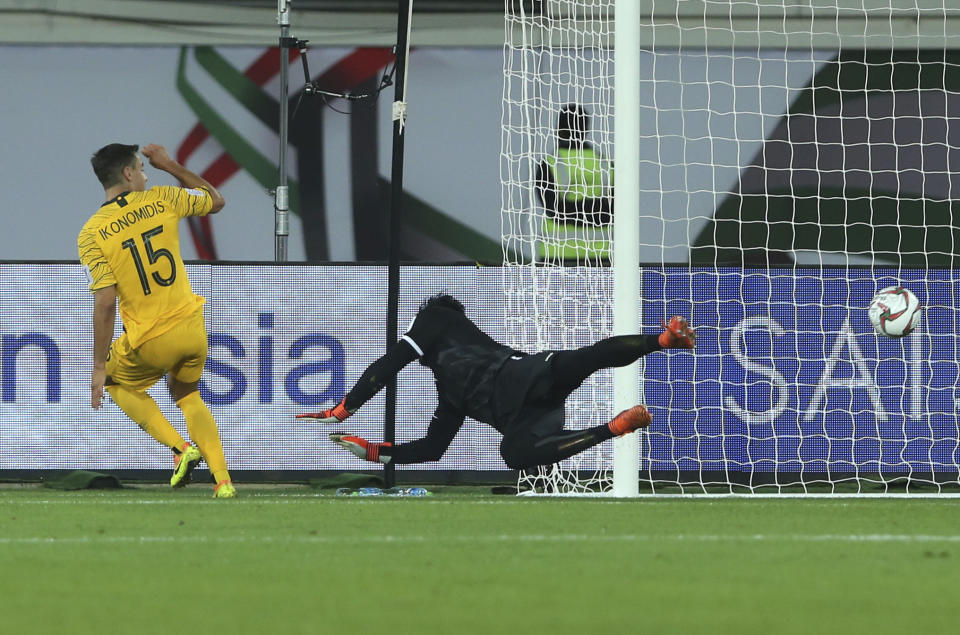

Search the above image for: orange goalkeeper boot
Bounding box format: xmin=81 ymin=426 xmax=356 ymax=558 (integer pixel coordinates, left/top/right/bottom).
xmin=607 ymin=405 xmax=653 ymax=436
xmin=659 ymin=315 xmax=696 ymax=349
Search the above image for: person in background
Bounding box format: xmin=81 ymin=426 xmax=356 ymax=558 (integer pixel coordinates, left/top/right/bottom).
xmin=534 ymin=103 xmax=614 ymax=264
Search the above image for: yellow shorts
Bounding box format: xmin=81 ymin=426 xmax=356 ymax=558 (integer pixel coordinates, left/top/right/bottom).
xmin=106 ymin=307 xmax=208 ymax=392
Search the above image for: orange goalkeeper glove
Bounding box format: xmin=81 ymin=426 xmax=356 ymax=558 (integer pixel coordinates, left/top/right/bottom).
xmin=329 ymin=433 xmax=392 ymax=464
xmin=295 ymin=397 xmax=356 ymax=423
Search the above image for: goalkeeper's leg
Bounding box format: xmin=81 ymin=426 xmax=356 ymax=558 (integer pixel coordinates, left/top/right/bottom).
xmin=547 ymin=318 xmax=695 ymax=399
xmin=547 ymin=333 xmax=662 ymax=398
xmin=499 ymin=405 xmax=651 ymax=470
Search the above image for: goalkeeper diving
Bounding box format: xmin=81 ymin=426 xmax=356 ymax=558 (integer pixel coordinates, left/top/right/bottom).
xmin=297 ymin=294 xmax=695 ymax=469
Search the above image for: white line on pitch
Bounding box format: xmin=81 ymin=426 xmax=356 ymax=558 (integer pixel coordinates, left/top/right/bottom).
xmin=0 ymin=533 xmax=958 ymax=545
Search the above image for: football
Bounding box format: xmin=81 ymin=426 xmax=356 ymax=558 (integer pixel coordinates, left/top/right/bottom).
xmin=868 ymin=286 xmax=922 ymax=338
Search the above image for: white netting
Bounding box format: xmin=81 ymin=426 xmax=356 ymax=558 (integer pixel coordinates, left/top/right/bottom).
xmin=502 ymin=0 xmax=618 ymax=493
xmin=502 ymin=0 xmax=960 ymax=494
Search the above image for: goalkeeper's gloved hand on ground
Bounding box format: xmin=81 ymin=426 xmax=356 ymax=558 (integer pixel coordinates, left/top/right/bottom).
xmin=295 ymin=397 xmax=356 ymax=423
xmin=330 ymin=433 xmax=392 ymax=464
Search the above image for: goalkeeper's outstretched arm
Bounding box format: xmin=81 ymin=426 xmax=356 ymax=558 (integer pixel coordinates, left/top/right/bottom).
xmin=329 ymin=398 xmax=464 ymax=465
xmin=296 ymin=340 xmax=419 ymax=422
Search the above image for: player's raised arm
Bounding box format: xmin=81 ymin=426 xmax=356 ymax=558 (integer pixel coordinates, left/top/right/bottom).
xmin=141 ymin=143 xmax=225 ymax=213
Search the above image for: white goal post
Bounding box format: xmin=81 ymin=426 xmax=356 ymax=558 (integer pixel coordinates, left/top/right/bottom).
xmin=501 ymin=0 xmax=960 ymax=495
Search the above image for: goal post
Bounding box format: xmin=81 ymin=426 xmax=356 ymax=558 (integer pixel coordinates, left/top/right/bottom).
xmin=502 ymin=0 xmax=960 ymax=495
xmin=502 ymin=0 xmax=625 ymax=494
xmin=611 ymin=0 xmax=641 ymax=497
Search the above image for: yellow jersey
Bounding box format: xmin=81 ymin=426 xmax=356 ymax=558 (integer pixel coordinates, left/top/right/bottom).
xmin=78 ymin=185 xmax=214 ymax=348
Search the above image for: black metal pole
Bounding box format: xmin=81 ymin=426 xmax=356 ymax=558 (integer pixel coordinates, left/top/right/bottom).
xmin=275 ymin=0 xmax=291 ymax=262
xmin=384 ymin=0 xmax=412 ymax=488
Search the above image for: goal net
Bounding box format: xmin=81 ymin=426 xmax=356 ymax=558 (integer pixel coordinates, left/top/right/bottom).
xmin=501 ymin=0 xmax=960 ymax=494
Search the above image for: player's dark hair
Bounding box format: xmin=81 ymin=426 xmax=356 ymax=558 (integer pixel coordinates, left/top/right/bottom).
xmin=91 ymin=143 xmax=140 ymax=188
xmin=420 ymin=293 xmax=465 ymax=314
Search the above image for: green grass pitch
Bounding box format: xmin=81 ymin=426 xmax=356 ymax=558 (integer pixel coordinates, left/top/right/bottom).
xmin=0 ymin=484 xmax=956 ymax=634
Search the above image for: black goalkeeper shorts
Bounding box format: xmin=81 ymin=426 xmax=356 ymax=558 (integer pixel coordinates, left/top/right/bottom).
xmin=493 ymin=351 xmax=565 ymax=435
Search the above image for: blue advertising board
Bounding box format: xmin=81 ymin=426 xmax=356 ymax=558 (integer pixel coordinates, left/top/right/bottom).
xmin=641 ymin=267 xmax=960 ymax=474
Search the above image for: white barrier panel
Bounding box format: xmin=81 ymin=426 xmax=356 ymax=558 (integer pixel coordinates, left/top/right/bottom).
xmin=0 ymin=264 xmax=511 ymax=471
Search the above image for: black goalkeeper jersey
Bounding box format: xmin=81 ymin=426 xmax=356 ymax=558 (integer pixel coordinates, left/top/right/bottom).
xmin=339 ymin=302 xmax=562 ymax=464
xmin=403 ymin=305 xmax=521 ymax=424
xmin=341 ymin=303 xmax=530 ymax=447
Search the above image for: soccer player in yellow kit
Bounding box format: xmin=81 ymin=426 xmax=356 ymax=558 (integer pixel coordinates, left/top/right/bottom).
xmin=79 ymin=143 xmax=235 ymax=498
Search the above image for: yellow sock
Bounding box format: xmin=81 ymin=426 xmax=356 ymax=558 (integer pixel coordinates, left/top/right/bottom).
xmin=107 ymin=385 xmax=186 ymax=451
xmin=176 ymin=391 xmax=230 ymax=479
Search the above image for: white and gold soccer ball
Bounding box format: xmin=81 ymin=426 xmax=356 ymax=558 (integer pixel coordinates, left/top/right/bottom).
xmin=868 ymin=286 xmax=922 ymax=338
